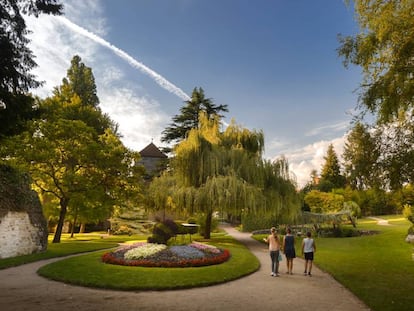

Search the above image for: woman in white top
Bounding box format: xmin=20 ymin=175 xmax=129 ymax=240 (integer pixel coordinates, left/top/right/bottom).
xmin=263 ymin=227 xmax=281 ymax=277
xmin=301 ymin=231 xmax=316 ymax=276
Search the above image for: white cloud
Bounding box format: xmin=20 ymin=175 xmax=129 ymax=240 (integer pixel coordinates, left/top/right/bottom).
xmin=305 ymin=120 xmax=350 ymax=137
xmin=62 ymin=0 xmax=108 ymax=36
xmin=98 ymin=86 xmax=169 ymax=151
xmin=24 ymin=1 xmax=173 ymax=153
xmin=274 ymin=134 xmax=348 ymax=188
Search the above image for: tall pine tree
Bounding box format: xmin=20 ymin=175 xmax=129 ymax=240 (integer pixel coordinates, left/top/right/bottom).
xmin=161 ymin=87 xmax=228 ymax=144
xmin=319 ymin=144 xmax=345 ymax=192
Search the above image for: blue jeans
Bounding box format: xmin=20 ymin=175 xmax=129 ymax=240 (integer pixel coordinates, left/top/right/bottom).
xmin=270 ymin=250 xmax=280 ymax=274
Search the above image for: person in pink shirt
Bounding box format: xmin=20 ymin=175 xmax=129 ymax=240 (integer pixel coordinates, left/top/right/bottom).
xmin=263 ymin=227 xmax=281 ymax=277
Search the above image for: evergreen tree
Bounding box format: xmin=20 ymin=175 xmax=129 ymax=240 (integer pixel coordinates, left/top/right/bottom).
xmin=319 ymin=144 xmax=345 ymax=191
xmin=161 ymin=87 xmax=228 ymax=144
xmin=0 ymin=0 xmax=63 ymax=138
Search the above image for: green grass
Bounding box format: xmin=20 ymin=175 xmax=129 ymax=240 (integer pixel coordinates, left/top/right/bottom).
xmin=0 ymin=232 xmax=143 ymax=269
xmin=251 ymin=217 xmax=414 ymax=311
xmin=3 ymin=220 xmax=414 ymax=310
xmin=314 ymin=217 xmax=414 ymax=311
xmin=38 ymin=233 xmax=260 ymax=290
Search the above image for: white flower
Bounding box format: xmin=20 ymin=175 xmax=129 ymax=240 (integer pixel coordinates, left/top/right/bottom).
xmin=124 ymin=243 xmax=167 ymax=260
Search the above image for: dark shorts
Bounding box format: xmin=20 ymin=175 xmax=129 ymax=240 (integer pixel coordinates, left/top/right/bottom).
xmin=285 ymin=248 xmax=296 ymax=259
xmin=304 ymin=252 xmax=314 ymax=261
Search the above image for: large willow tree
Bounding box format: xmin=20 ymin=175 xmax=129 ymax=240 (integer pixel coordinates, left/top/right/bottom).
xmin=147 ymin=113 xmax=300 ymax=238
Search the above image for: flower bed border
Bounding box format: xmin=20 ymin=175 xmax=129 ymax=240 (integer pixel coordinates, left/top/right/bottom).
xmin=101 ymin=247 xmax=231 ymax=268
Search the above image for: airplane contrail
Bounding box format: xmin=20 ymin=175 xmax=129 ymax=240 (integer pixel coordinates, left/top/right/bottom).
xmin=57 ymin=16 xmax=190 ymax=101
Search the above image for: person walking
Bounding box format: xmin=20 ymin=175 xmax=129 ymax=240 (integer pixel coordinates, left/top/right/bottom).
xmin=302 ymin=231 xmax=316 ymax=276
xmin=282 ymin=227 xmax=296 ymax=275
xmin=263 ymin=227 xmax=281 ymax=277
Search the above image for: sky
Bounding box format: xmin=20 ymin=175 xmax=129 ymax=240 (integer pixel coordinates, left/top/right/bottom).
xmin=24 ymin=0 xmax=363 ymax=187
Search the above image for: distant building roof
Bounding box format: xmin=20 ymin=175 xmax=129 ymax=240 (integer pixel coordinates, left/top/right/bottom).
xmin=139 ymin=142 xmax=168 ymax=159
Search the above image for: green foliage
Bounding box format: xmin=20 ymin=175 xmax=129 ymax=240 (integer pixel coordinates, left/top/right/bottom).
xmin=319 ymin=144 xmax=345 ymax=191
xmin=147 ymin=219 xmax=178 ymax=244
xmin=304 ymin=190 xmax=344 ymax=214
xmin=0 ymin=164 xmax=47 ymax=250
xmin=3 ymin=56 xmax=143 ymax=243
xmin=37 ymin=234 xmax=260 ymax=291
xmin=161 ymin=87 xmax=228 ymax=144
xmin=376 ymin=114 xmax=414 ymax=190
xmin=196 ymin=213 xmax=218 ymax=234
xmin=241 ymin=214 xmax=281 ymax=232
xmin=0 ymin=0 xmax=63 ymax=139
xmin=0 ymin=94 xmax=40 ymax=140
xmin=343 ymin=200 xmax=361 ymax=218
xmin=316 ymin=225 xmax=360 ymax=238
xmin=343 ymin=122 xmax=380 ymax=190
xmin=316 ymin=217 xmax=414 ymax=311
xmin=109 ymin=206 xmax=152 ymax=235
xmin=356 ymin=187 xmax=394 ymax=215
xmin=402 ymin=204 xmax=413 ymax=224
xmin=54 ymin=55 xmax=99 ymax=108
xmin=150 ymin=112 xmax=300 ymax=239
xmin=339 ymin=0 xmax=414 ymax=124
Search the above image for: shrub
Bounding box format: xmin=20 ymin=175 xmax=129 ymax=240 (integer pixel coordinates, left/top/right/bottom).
xmin=147 ymin=218 xmax=178 ymax=244
xmin=113 ymin=225 xmax=132 ymax=235
xmin=197 ymin=214 xmax=219 ymax=234
xmin=242 ymin=214 xmax=280 ymax=232
xmin=403 ymin=204 xmax=414 ymax=224
xmin=317 ymin=226 xmax=360 ymax=237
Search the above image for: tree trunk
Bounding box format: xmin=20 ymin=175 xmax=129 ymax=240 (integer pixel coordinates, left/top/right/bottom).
xmin=80 ymin=223 xmax=86 ymax=233
xmin=203 ymin=211 xmax=212 ymax=239
xmin=53 ymin=197 xmax=69 ymax=243
xmin=70 ymin=212 xmax=78 ymax=238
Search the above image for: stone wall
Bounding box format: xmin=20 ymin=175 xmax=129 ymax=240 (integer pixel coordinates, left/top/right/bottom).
xmin=0 ymin=211 xmax=46 ymax=258
xmin=0 ymin=164 xmax=48 ymax=259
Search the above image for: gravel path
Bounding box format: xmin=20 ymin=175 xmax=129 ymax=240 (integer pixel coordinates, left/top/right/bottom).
xmin=0 ymin=226 xmax=371 ymax=311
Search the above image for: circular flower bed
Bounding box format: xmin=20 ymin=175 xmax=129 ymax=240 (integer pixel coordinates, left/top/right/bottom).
xmin=102 ymin=242 xmax=231 ymax=267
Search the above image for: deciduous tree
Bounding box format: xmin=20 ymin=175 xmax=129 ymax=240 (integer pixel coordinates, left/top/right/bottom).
xmin=343 ymin=122 xmax=380 ymax=190
xmin=338 ymin=0 xmax=414 ymax=123
xmin=149 ymin=113 xmax=300 ymax=238
xmin=5 ymin=57 xmax=142 ymax=242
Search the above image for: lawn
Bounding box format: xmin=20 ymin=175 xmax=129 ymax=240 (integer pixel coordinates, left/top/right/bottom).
xmin=37 ymin=232 xmax=260 ymax=290
xmin=0 ymin=233 xmax=126 ymax=269
xmin=315 ymin=217 xmax=414 ymax=311
xmin=251 ymin=216 xmax=414 ymax=311
xmin=2 ymin=218 xmax=413 ymax=310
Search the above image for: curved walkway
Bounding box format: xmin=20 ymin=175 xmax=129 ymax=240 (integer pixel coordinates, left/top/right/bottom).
xmin=0 ymin=226 xmax=370 ymax=311
xmin=368 ymin=217 xmax=390 ymax=226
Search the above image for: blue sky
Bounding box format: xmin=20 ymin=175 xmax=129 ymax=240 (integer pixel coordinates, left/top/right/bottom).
xmin=25 ymin=0 xmax=362 ymax=187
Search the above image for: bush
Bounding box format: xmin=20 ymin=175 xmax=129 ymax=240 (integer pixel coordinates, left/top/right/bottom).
xmin=316 ymin=226 xmax=360 ymax=238
xmin=197 ymin=214 xmax=219 ymax=235
xmin=242 ymin=214 xmax=280 ymax=232
xmin=147 ymin=219 xmax=178 ymax=244
xmin=112 ymin=225 xmax=132 ymax=235
xmin=403 ymin=204 xmax=414 ymax=224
